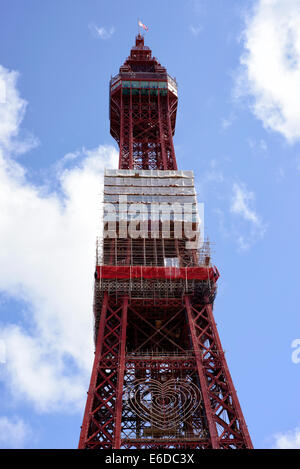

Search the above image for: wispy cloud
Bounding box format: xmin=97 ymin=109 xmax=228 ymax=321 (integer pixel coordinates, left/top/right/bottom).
xmin=0 ymin=416 xmax=31 ymax=449
xmin=0 ymin=66 xmax=39 ymax=154
xmin=89 ymin=23 xmax=115 ymax=40
xmin=230 ymin=182 xmax=266 ymax=250
xmin=221 ymin=113 xmax=236 ymax=131
xmin=271 ymin=426 xmax=300 ymax=449
xmin=276 ymin=166 xmax=285 ymax=182
xmin=246 ymin=137 xmax=269 ymax=158
xmin=0 ymin=78 xmax=6 ymax=104
xmin=211 ymin=179 xmax=266 ymax=252
xmin=235 ymin=0 xmax=300 ymax=143
xmin=189 ymin=25 xmax=202 ymax=37
xmin=196 ymin=158 xmax=266 ymax=251
xmin=194 ymin=159 xmax=224 ymax=200
xmin=231 ymin=182 xmax=261 ymax=225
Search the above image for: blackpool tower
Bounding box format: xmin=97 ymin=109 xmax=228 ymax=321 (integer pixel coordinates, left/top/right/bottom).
xmin=78 ymin=34 xmax=253 ymax=449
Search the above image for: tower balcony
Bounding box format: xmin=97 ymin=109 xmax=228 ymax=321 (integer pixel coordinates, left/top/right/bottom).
xmin=110 ymin=73 xmax=177 ymax=97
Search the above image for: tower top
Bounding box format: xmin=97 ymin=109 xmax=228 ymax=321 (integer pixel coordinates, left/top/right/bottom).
xmin=134 ymin=34 xmax=146 ymax=49
xmin=119 ymin=35 xmax=166 ymax=75
xmin=109 ymin=33 xmax=178 ymax=170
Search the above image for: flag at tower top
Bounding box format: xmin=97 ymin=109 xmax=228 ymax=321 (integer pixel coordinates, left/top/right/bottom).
xmin=138 ymin=20 xmax=148 ymax=32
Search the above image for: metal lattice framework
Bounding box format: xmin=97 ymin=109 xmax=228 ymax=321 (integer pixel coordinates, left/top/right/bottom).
xmin=78 ymin=34 xmax=253 ymax=450
xmin=184 ymin=298 xmax=252 ymax=449
xmin=79 ymin=294 xmax=128 ymax=449
xmin=110 ymin=36 xmax=177 ymax=170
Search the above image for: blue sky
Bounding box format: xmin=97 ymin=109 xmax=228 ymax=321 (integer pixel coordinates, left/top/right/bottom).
xmin=0 ymin=0 xmax=300 ymax=449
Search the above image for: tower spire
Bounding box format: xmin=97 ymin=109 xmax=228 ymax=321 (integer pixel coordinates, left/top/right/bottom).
xmin=135 ymin=32 xmax=144 ymax=47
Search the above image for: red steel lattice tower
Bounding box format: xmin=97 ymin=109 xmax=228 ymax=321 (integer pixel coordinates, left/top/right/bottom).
xmin=78 ymin=34 xmax=253 ymax=449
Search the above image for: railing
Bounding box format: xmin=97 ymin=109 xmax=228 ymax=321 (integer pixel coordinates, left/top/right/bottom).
xmin=96 ymin=237 xmax=212 ymax=268
xmin=126 ymin=350 xmax=196 ymax=358
xmin=110 ymin=72 xmax=177 ymax=87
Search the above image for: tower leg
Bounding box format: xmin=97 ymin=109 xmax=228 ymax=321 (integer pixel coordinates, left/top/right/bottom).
xmin=185 ymin=296 xmax=253 ymax=449
xmin=185 ymin=296 xmax=219 ymax=448
xmin=78 ymin=294 xmax=128 ymax=449
xmin=113 ymin=297 xmax=128 ymax=449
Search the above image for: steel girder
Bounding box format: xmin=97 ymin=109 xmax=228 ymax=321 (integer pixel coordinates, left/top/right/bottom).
xmin=78 ymin=294 xmax=128 ymax=449
xmin=113 ymin=88 xmax=177 ymax=170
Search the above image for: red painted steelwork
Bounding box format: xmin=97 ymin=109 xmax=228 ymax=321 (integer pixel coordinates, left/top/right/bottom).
xmin=96 ymin=265 xmax=219 ymax=281
xmin=78 ymin=292 xmax=109 ymax=449
xmin=78 ymin=34 xmax=253 ymax=450
xmin=110 ymin=34 xmax=178 ymax=170
xmin=113 ymin=297 xmax=128 ymax=449
xmin=185 ymin=296 xmax=253 ymax=449
xmin=79 ymin=295 xmax=128 ymax=449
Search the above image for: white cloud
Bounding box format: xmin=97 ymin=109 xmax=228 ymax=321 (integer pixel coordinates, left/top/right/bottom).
xmin=259 ymin=139 xmax=267 ymax=151
xmin=0 ymin=65 xmax=118 ymax=412
xmin=0 ymin=65 xmax=38 ymax=154
xmin=0 ymin=78 xmax=6 ymax=104
xmin=197 ymin=158 xmax=266 ymax=251
xmin=237 ymin=0 xmax=300 ymax=143
xmin=0 ymin=416 xmax=31 ymax=449
xmin=231 ymin=182 xmax=260 ymax=225
xmin=89 ymin=24 xmax=115 ymax=40
xmin=194 ymin=159 xmax=224 ymax=202
xmin=0 ymin=66 xmax=26 ymax=146
xmin=246 ymin=137 xmax=269 ymax=157
xmin=276 ymin=166 xmax=285 ymax=181
xmin=272 ymin=426 xmax=300 ymax=448
xmin=0 ymin=339 xmax=5 ymax=363
xmin=230 ymin=182 xmax=266 ymax=250
xmin=189 ymin=25 xmax=202 ymax=37
xmin=221 ymin=115 xmax=234 ymax=131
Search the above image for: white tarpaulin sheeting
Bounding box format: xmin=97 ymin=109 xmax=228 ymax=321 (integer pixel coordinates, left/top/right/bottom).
xmin=104 ymin=169 xmax=194 ymax=178
xmin=103 ymin=194 xmax=197 ymax=204
xmin=104 ymin=177 xmax=194 ymax=187
xmin=104 ymin=186 xmax=196 ymax=196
